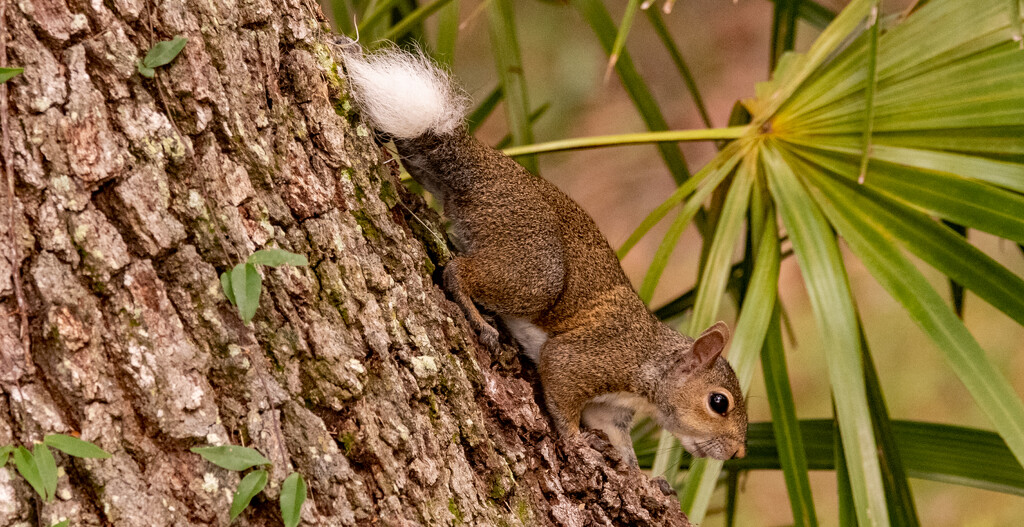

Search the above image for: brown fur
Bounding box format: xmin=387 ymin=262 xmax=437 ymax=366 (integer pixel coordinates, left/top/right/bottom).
xmin=393 ymin=129 xmax=747 ymax=462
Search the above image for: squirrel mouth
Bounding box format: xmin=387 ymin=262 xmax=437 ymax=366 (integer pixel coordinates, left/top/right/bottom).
xmin=681 ymin=436 xmax=734 ymax=460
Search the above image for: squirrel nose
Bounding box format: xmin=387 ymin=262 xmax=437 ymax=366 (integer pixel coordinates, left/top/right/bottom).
xmin=732 ymin=444 xmax=746 ymax=459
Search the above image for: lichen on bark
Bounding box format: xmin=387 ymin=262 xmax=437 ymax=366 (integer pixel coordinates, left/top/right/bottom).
xmin=0 ymin=0 xmax=692 ymax=525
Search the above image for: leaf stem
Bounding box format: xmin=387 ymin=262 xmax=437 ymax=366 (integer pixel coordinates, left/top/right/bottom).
xmin=1011 ymin=0 xmax=1023 ymax=48
xmin=382 ymin=0 xmax=454 ymax=41
xmin=858 ymin=1 xmax=880 ymax=184
xmin=646 ymin=8 xmax=714 ymax=129
xmin=502 ymin=125 xmax=749 ymax=157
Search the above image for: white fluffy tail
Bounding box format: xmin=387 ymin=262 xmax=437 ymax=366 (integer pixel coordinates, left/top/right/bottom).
xmin=344 ymin=46 xmax=469 ymax=139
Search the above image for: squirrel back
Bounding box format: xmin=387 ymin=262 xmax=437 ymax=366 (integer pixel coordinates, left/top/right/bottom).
xmin=344 ymin=44 xmax=747 ymax=463
xmin=345 ymin=45 xmax=637 ymax=327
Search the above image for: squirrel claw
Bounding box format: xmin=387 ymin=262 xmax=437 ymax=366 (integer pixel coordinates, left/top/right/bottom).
xmin=652 ymin=476 xmax=675 ymax=496
xmin=478 ymin=323 xmax=500 ymax=351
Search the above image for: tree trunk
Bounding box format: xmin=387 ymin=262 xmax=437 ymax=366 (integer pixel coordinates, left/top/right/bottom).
xmin=0 ymin=0 xmax=692 ymax=525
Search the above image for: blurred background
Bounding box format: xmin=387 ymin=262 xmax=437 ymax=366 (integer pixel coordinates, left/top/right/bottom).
xmin=326 ymin=1 xmax=1024 ymax=524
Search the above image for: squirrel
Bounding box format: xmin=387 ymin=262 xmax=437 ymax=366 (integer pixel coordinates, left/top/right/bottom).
xmin=342 ymin=43 xmax=747 ymax=465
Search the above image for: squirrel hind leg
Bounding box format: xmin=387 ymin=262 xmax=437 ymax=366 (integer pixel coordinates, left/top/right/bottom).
xmin=449 ymin=245 xmax=564 ymax=317
xmin=442 ymin=249 xmax=564 ymax=349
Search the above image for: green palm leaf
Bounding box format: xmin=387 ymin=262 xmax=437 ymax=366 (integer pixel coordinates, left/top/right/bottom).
xmin=785 ymin=143 xmax=1024 ymax=244
xmin=765 ymin=144 xmax=890 ymax=527
xmin=800 ymin=165 xmax=1024 ymax=468
xmin=664 ymin=420 xmax=1024 ymax=496
xmin=748 ymin=0 xmax=1024 ymax=474
xmin=642 ymin=0 xmax=1024 ymax=520
xmin=760 ymin=309 xmax=818 ymax=526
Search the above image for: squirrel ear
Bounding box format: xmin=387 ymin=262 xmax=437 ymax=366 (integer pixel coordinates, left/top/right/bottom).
xmin=693 ymin=321 xmax=730 ymax=366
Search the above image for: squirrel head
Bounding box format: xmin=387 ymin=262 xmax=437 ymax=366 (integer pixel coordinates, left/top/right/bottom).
xmin=652 ymin=321 xmax=748 ymax=460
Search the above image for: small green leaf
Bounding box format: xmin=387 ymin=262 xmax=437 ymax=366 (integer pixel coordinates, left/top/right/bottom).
xmin=230 ymin=263 xmax=262 ymax=324
xmin=50 ymin=521 xmax=69 ymax=527
xmin=13 ymin=446 xmax=46 ymax=499
xmin=34 ymin=443 xmax=58 ymax=502
xmin=220 ymin=271 xmax=236 ymax=306
xmin=136 ymin=60 xmax=155 ymax=79
xmin=247 ymin=249 xmax=308 ymax=268
xmin=0 ymin=445 xmax=12 ymax=467
xmin=280 ymin=472 xmax=306 ymax=527
xmin=190 ymin=445 xmax=271 ymax=471
xmin=142 ymin=36 xmax=188 ymax=69
xmin=0 ymin=67 xmax=23 ymax=83
xmin=43 ymin=434 xmax=111 ymax=459
xmin=230 ymin=469 xmax=269 ymax=521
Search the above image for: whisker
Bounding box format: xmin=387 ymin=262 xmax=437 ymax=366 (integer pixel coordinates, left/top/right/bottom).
xmin=639 ymin=443 xmax=687 ymax=456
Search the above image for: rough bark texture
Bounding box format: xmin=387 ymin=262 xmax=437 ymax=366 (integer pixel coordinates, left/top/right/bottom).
xmin=0 ymin=0 xmax=692 ymax=525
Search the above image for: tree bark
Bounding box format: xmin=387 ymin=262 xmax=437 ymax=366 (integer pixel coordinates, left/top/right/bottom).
xmin=0 ymin=0 xmax=692 ymax=525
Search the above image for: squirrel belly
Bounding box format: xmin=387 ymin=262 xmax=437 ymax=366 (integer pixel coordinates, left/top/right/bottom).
xmin=344 ymin=45 xmax=748 ymax=463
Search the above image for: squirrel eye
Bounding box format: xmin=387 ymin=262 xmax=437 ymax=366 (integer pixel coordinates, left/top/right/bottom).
xmin=708 ymin=392 xmax=730 ymax=416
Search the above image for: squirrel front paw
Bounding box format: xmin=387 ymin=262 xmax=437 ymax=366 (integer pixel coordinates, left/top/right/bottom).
xmin=652 ymin=476 xmax=676 ymax=497
xmin=580 ymin=429 xmax=639 ymax=468
xmin=477 ymin=323 xmax=500 ymax=351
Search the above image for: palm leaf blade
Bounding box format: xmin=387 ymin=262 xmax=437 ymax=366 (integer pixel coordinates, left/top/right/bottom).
xmin=764 ymin=144 xmax=890 ymax=527
xmin=572 ymin=0 xmax=693 ymax=184
xmin=688 ymin=420 xmax=1024 ymax=496
xmin=761 ymin=309 xmax=819 ymax=526
xmin=679 ymin=187 xmax=782 ymax=521
xmin=800 ymin=164 xmax=1024 ymax=469
xmin=487 ymin=0 xmax=537 ymax=173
